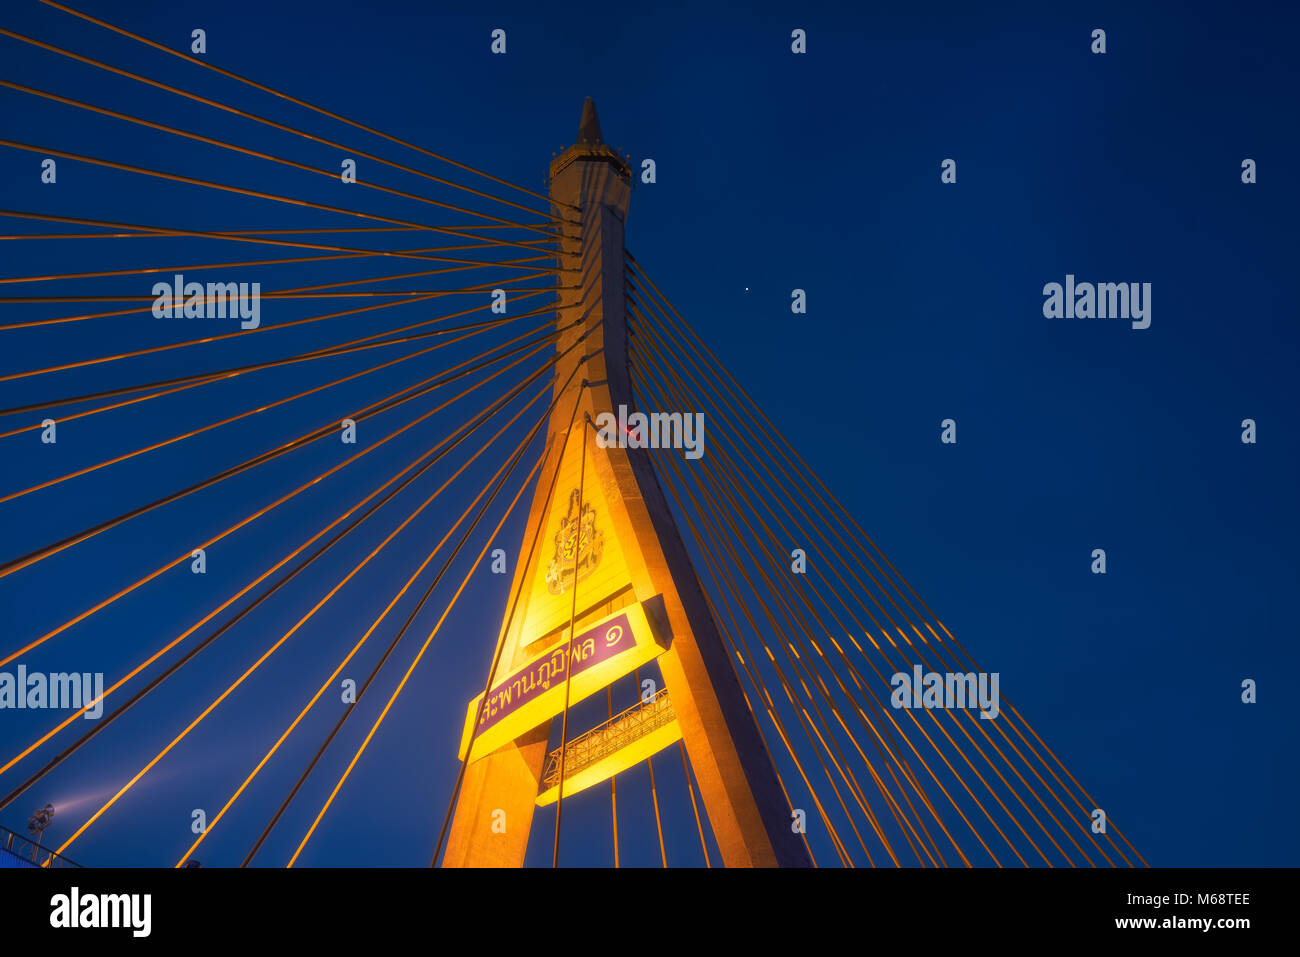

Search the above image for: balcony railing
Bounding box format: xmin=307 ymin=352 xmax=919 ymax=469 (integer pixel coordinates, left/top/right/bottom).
xmin=0 ymin=824 xmax=82 ymax=868
xmin=542 ymin=687 xmax=676 ymax=790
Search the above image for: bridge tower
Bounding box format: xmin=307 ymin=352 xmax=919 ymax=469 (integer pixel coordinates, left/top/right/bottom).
xmin=442 ymin=100 xmax=809 ymax=867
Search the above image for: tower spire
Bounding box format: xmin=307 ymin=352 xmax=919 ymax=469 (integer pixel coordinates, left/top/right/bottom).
xmin=445 ymin=101 xmax=809 ymax=869
xmin=578 ymin=97 xmax=603 ymax=144
xmin=550 ymin=97 xmax=629 ymax=180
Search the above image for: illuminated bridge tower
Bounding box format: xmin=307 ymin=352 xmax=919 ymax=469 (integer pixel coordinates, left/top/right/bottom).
xmin=443 ymin=101 xmax=809 ymax=867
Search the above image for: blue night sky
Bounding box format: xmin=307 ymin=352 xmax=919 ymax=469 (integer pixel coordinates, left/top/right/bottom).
xmin=0 ymin=0 xmax=1296 ymax=867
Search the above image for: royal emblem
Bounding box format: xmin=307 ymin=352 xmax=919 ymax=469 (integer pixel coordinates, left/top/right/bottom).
xmin=544 ymin=488 xmax=604 ymax=594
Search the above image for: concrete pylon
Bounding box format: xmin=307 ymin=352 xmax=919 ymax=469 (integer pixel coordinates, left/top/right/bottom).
xmin=442 ymin=100 xmax=810 ymax=867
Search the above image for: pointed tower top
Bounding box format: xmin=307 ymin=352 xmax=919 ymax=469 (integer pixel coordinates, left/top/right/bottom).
xmin=578 ymin=97 xmax=603 ymax=145
xmin=550 ymin=97 xmax=630 ymax=181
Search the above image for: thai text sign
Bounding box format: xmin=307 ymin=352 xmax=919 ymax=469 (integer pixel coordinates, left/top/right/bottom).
xmin=458 ymin=599 xmax=668 ymax=762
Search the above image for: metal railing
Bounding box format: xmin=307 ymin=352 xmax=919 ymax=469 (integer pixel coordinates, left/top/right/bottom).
xmin=542 ymin=687 xmax=676 ymax=790
xmin=0 ymin=824 xmax=82 ymax=869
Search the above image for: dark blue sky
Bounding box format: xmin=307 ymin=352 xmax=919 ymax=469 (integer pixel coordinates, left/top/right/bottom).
xmin=0 ymin=0 xmax=1296 ymax=867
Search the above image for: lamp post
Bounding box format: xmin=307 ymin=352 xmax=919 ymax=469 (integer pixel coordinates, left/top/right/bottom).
xmin=27 ymin=803 xmax=54 ymax=863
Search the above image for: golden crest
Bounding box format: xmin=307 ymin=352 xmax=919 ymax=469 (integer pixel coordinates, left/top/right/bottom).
xmin=544 ymin=488 xmax=604 ymax=595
